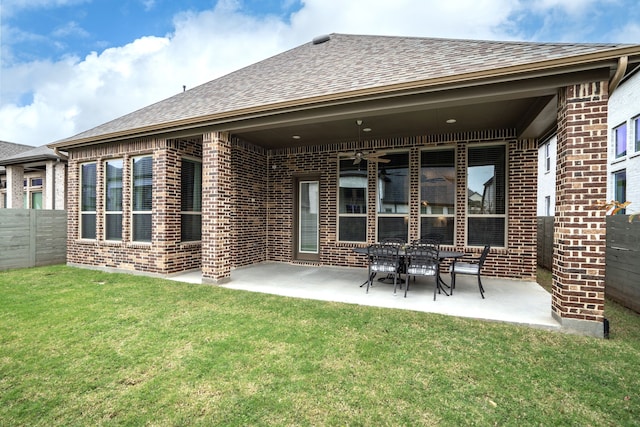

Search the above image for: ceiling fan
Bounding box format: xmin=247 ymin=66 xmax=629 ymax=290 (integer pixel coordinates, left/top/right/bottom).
xmin=338 ymin=120 xmax=390 ymax=165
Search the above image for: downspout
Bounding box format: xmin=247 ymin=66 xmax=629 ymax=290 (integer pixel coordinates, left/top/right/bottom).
xmin=609 ymin=56 xmax=628 ymax=95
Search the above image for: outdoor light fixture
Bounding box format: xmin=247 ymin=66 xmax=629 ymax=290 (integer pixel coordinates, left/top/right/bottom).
xmin=446 ymin=118 xmax=457 ymax=124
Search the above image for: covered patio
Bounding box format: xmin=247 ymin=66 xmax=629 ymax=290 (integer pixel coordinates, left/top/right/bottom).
xmin=169 ymin=263 xmax=559 ymax=331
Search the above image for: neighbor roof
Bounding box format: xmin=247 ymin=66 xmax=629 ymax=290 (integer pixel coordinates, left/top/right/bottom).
xmin=0 ymin=141 xmax=34 ymax=174
xmin=0 ymin=145 xmax=63 ymax=167
xmin=51 ymin=33 xmax=640 ymax=148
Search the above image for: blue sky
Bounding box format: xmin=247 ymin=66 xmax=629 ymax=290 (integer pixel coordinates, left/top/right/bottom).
xmin=1 ymin=0 xmax=639 ymax=146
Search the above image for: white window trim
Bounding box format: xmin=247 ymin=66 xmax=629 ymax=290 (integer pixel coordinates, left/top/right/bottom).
xmin=337 ymin=159 xmax=368 ymax=243
xmin=376 ymin=150 xmax=410 ymax=243
xmin=104 ymin=158 xmax=124 ymax=242
xmin=131 ymin=155 xmax=153 ymax=243
xmin=79 ymin=162 xmax=97 ymax=240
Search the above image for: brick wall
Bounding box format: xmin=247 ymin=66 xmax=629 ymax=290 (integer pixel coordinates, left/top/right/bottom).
xmin=265 ymin=130 xmax=538 ymax=280
xmin=67 ymin=137 xmax=202 ymax=275
xmin=553 ymin=82 xmax=608 ymax=328
xmin=230 ymin=139 xmax=268 ymax=267
xmin=65 ymin=128 xmax=539 ymax=283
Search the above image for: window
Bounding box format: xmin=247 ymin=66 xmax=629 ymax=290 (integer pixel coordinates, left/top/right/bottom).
xmin=80 ymin=163 xmax=97 ymax=239
xmin=132 ymin=156 xmax=153 ymax=242
xmin=338 ymin=159 xmax=367 ymax=242
xmin=613 ymin=170 xmax=626 ymax=215
xmin=105 ymin=159 xmax=123 ymax=240
xmin=181 ymin=159 xmax=202 ymax=242
xmin=21 ymin=174 xmax=44 ymax=209
xmin=544 ymin=142 xmax=551 ymax=173
xmin=467 ymin=145 xmax=506 ymax=247
xmin=0 ymin=179 xmax=5 ymax=209
xmin=31 ymin=192 xmax=43 ymax=209
xmin=635 ymin=116 xmax=640 ymax=153
xmin=377 ymin=152 xmax=409 ymax=242
xmin=420 ymin=149 xmax=455 ymax=245
xmin=614 ymin=123 xmax=627 ymax=158
xmin=545 ymin=196 xmax=551 ymax=217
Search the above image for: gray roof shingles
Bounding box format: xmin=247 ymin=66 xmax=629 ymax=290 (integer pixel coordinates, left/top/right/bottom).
xmin=54 ymin=33 xmax=636 ymax=145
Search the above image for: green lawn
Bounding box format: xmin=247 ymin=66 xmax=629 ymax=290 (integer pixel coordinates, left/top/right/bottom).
xmin=1 ymin=265 xmax=639 ymax=426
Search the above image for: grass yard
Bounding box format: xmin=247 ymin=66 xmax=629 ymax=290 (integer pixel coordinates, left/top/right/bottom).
xmin=1 ymin=265 xmax=639 ymax=426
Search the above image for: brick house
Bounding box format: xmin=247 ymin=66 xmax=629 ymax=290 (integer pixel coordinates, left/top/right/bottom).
xmin=608 ymin=66 xmax=640 ymax=211
xmin=0 ymin=145 xmax=67 ymax=210
xmin=49 ymin=34 xmax=640 ymax=337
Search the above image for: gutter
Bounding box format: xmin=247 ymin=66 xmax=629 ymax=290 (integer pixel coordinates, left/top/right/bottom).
xmin=609 ymin=56 xmax=628 ymax=95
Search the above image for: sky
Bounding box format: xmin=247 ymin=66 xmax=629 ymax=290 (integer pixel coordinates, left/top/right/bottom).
xmin=1 ymin=0 xmax=639 ymax=147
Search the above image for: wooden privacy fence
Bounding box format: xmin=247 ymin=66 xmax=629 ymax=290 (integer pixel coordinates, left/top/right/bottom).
xmin=606 ymin=215 xmax=640 ymax=313
xmin=537 ymin=216 xmax=554 ymax=270
xmin=537 ymin=215 xmax=640 ymax=313
xmin=0 ymin=209 xmax=67 ymax=271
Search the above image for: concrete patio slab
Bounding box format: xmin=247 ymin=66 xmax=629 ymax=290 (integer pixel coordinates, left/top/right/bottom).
xmin=169 ymin=262 xmax=560 ymax=331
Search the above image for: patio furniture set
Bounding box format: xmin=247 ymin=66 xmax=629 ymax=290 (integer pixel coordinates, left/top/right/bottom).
xmin=355 ymin=240 xmax=490 ymax=301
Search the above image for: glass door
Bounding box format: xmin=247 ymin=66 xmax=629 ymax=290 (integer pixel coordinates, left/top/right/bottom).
xmin=298 ymin=180 xmax=319 ymax=255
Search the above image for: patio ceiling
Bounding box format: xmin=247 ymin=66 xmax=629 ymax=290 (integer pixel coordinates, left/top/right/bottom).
xmin=227 ymin=67 xmax=606 ymax=150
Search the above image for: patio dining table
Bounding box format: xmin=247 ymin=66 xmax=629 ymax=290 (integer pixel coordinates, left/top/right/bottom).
xmin=352 ymin=246 xmax=464 ymax=294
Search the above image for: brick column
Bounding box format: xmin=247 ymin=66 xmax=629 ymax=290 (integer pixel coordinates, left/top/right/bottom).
xmin=6 ymin=165 xmax=24 ymax=209
xmin=55 ymin=162 xmax=67 ymax=210
xmin=45 ymin=160 xmax=56 ymax=209
xmin=553 ymin=82 xmax=608 ymax=337
xmin=202 ymin=131 xmax=232 ymax=283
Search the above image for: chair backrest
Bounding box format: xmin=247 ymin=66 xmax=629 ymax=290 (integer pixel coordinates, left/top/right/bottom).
xmin=368 ymin=243 xmax=400 ymax=270
xmin=405 ymin=244 xmax=439 ymax=276
xmin=412 ymin=238 xmax=440 ymax=252
xmin=478 ymin=245 xmax=491 ymax=267
xmin=380 ymin=237 xmax=405 ymax=247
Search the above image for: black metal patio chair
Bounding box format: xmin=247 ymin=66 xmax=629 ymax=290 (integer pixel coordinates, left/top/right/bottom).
xmin=404 ymin=244 xmax=440 ymax=299
xmin=366 ymin=243 xmax=402 ymax=294
xmin=450 ymin=245 xmax=491 ymax=298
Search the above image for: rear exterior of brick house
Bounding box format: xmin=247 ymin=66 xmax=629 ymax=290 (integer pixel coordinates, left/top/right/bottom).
xmin=53 ymin=34 xmax=640 ymax=337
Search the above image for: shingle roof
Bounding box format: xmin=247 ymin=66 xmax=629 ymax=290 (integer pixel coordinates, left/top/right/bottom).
xmin=0 ymin=145 xmax=62 ymax=166
xmin=0 ymin=141 xmax=34 ymax=173
xmin=52 ymin=33 xmax=640 ymax=146
xmin=0 ymin=141 xmax=33 ymax=159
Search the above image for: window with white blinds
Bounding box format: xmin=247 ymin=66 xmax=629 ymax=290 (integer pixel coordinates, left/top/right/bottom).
xmin=181 ymin=159 xmax=202 ymax=242
xmin=80 ymin=162 xmax=97 ymax=239
xmin=105 ymin=159 xmax=123 ymax=241
xmin=132 ymin=156 xmax=153 ymax=242
xmin=420 ymin=149 xmax=455 ymax=245
xmin=377 ymin=152 xmax=409 ymax=242
xmin=338 ymin=159 xmax=367 ymax=242
xmin=467 ymin=145 xmax=506 ymax=247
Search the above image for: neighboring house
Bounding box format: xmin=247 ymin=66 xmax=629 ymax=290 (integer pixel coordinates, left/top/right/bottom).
xmin=537 ymin=134 xmax=557 ymax=216
xmin=607 ymin=65 xmax=640 ymax=214
xmin=0 ymin=145 xmax=68 ymax=210
xmin=49 ymin=34 xmax=640 ymax=337
xmin=538 ymin=66 xmax=640 ymax=217
xmin=0 ymin=141 xmax=32 ymax=208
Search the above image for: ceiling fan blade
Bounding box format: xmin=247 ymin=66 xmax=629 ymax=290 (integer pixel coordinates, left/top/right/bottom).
xmin=365 ymin=151 xmax=387 ymax=158
xmin=371 ymin=157 xmax=390 ymax=163
xmin=338 ymin=152 xmax=355 ymax=158
xmin=353 ymin=157 xmax=362 ymax=165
